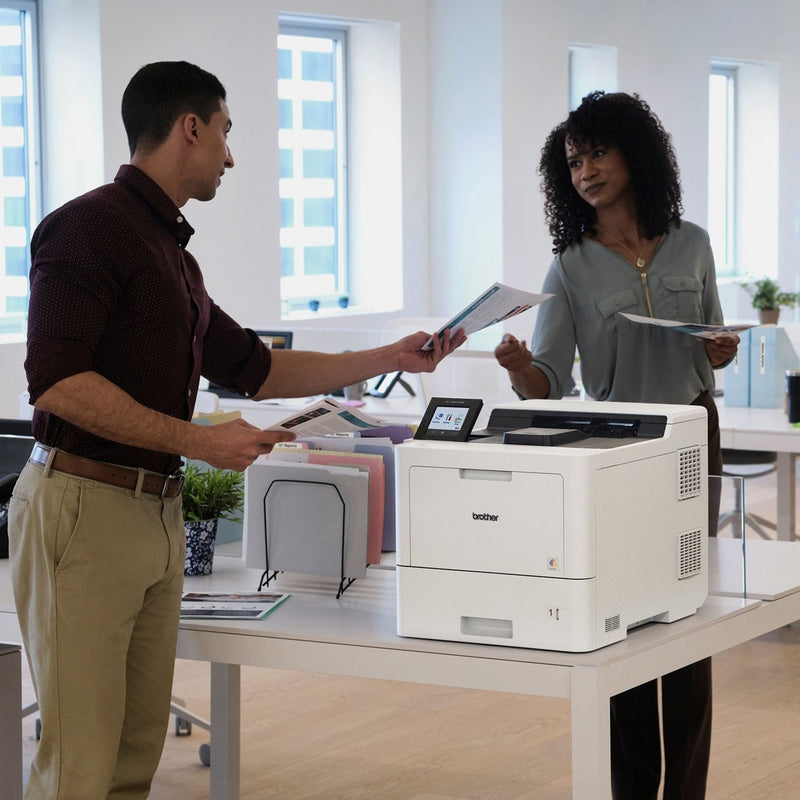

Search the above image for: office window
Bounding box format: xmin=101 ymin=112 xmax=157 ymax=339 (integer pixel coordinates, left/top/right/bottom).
xmin=0 ymin=0 xmax=38 ymax=335
xmin=707 ymin=67 xmax=735 ymax=275
xmin=707 ymin=60 xmax=778 ymax=279
xmin=278 ymin=25 xmax=347 ymax=311
xmin=568 ymin=44 xmax=617 ymax=110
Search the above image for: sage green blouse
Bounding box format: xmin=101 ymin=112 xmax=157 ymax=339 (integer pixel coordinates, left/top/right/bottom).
xmin=531 ymin=221 xmax=724 ymax=404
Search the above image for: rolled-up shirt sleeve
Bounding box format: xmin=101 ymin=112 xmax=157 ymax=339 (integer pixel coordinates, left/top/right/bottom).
xmin=200 ymin=304 xmax=272 ymax=399
xmin=26 ymin=208 xmax=122 ymax=403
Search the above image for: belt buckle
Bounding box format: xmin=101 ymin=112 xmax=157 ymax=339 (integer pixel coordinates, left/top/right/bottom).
xmin=161 ymin=469 xmax=185 ymax=498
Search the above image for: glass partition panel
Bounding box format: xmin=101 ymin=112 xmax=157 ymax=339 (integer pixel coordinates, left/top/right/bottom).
xmin=709 ymin=473 xmax=747 ymax=598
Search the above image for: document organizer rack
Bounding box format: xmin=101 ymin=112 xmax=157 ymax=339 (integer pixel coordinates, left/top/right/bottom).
xmin=256 ymin=478 xmax=361 ymax=598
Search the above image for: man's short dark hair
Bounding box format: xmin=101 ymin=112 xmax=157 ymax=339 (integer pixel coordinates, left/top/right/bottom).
xmin=121 ymin=61 xmax=227 ymax=157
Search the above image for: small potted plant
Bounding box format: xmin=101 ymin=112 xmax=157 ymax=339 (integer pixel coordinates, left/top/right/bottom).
xmin=743 ymin=277 xmax=800 ymax=324
xmin=182 ymin=463 xmax=244 ymax=576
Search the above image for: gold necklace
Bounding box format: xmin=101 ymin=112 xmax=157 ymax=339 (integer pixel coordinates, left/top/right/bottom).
xmin=594 ymin=224 xmax=649 ymax=270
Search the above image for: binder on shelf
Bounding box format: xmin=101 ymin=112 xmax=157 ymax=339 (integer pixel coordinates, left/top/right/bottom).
xmin=243 ymin=461 xmax=369 ymax=596
xmin=749 ymin=326 xmax=800 ymax=408
xmin=722 ymin=329 xmax=750 ymax=407
xmin=722 ymin=326 xmax=799 ymax=408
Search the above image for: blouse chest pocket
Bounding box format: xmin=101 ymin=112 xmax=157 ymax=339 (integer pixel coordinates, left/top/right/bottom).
xmin=596 ymin=288 xmax=639 ymax=336
xmin=661 ymin=275 xmax=703 ymax=321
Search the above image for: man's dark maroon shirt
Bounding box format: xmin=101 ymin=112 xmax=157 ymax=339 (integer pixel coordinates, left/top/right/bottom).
xmin=26 ymin=165 xmax=271 ymax=474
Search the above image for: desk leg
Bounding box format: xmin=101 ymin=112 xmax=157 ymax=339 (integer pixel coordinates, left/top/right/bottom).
xmin=210 ymin=662 xmax=241 ymax=800
xmin=0 ymin=647 xmax=23 ymax=800
xmin=570 ymin=666 xmax=611 ymax=800
xmin=776 ymin=453 xmax=797 ymax=541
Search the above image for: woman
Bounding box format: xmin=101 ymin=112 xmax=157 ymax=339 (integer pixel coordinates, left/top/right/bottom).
xmin=495 ymin=91 xmax=739 ymax=800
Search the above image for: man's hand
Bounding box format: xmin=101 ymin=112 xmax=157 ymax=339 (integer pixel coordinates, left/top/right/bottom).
xmin=394 ymin=326 xmax=467 ymax=373
xmin=189 ymin=418 xmax=295 ymax=472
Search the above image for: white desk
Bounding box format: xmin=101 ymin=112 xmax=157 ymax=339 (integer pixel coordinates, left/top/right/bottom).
xmin=4 ymin=550 xmax=800 ymax=800
xmin=175 ymin=555 xmax=800 ymax=800
xmin=717 ymin=403 xmax=800 ymax=540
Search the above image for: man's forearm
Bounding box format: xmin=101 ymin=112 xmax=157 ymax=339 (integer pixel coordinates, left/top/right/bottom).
xmin=254 ymin=347 xmax=394 ymax=400
xmin=34 ymin=371 xmax=201 ymax=458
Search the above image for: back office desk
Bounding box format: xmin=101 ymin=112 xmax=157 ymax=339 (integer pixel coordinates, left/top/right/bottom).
xmin=715 ymin=404 xmax=800 ymax=540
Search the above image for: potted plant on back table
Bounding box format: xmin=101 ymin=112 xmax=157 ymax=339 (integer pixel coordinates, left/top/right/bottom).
xmin=182 ymin=463 xmax=244 ymax=576
xmin=743 ymin=277 xmax=800 ymax=325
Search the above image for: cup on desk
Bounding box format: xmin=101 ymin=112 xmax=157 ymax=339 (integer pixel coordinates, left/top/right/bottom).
xmin=786 ymin=370 xmax=800 ymax=422
xmin=344 ymin=381 xmax=368 ymax=401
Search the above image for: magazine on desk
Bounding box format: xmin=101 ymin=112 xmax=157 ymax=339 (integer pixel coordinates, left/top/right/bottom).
xmin=180 ymin=591 xmax=290 ymax=620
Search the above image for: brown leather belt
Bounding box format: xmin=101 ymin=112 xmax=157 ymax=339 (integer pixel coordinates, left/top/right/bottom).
xmin=29 ymin=443 xmax=184 ymax=498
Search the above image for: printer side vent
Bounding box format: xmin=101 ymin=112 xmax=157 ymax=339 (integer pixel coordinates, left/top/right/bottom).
xmin=678 ymin=528 xmax=703 ymax=579
xmin=604 ymin=614 xmax=621 ymax=633
xmin=677 ymin=446 xmax=703 ymax=499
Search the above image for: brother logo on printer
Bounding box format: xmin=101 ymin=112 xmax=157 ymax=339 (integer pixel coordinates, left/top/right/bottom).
xmin=472 ymin=512 xmax=499 ymax=521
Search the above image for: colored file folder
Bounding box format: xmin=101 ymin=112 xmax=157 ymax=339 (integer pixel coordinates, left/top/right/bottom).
xmin=243 ymin=461 xmax=369 ymax=583
xmin=267 ymin=447 xmax=386 ymax=564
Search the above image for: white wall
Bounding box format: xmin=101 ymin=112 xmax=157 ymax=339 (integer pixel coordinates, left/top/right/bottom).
xmin=95 ymin=0 xmax=431 ymax=334
xmin=3 ymin=0 xmax=800 ymax=417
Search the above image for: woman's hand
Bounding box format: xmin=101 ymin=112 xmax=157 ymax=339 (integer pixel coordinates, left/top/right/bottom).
xmin=494 ymin=333 xmax=533 ymax=371
xmin=704 ymin=334 xmax=740 ymax=367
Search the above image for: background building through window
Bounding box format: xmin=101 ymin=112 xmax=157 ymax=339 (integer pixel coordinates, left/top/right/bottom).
xmin=278 ymin=25 xmax=347 ymax=312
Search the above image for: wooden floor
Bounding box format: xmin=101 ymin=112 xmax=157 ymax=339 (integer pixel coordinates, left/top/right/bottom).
xmin=19 ymin=471 xmax=800 ymax=799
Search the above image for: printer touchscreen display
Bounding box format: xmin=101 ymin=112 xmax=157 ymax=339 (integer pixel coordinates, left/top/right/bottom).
xmin=429 ymin=405 xmax=469 ymax=432
xmin=414 ymin=397 xmax=483 ymax=442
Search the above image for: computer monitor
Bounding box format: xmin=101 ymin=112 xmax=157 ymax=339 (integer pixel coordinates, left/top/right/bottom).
xmin=0 ymin=418 xmax=34 ymax=478
xmin=254 ymin=330 xmax=292 ymax=350
xmin=0 ymin=418 xmax=33 ymax=558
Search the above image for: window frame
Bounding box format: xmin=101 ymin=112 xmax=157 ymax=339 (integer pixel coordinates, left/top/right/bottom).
xmin=707 ymin=65 xmax=737 ymax=276
xmin=278 ymin=21 xmax=349 ymax=313
xmin=0 ymin=0 xmax=40 ymax=338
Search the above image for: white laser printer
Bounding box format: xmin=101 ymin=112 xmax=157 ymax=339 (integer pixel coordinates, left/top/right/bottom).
xmin=396 ymin=398 xmax=709 ymax=652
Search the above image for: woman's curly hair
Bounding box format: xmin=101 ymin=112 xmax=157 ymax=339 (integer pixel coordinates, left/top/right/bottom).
xmin=539 ymin=91 xmax=683 ymax=254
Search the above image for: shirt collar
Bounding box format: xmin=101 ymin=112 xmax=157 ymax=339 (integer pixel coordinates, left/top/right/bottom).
xmin=114 ymin=164 xmax=196 ymax=248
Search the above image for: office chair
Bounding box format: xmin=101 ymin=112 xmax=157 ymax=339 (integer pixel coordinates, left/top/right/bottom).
xmin=717 ymin=449 xmax=778 ymax=539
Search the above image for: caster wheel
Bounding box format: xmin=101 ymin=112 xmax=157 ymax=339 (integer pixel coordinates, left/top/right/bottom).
xmin=199 ymin=742 xmax=211 ymax=767
xmin=175 ymin=715 xmax=192 ymax=736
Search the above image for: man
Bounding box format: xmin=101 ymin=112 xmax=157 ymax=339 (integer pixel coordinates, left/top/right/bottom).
xmin=10 ymin=60 xmax=464 ymax=800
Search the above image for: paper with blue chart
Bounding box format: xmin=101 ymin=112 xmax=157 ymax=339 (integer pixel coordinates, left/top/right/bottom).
xmin=422 ymin=282 xmax=552 ymax=350
xmin=621 ymin=312 xmax=756 ymax=340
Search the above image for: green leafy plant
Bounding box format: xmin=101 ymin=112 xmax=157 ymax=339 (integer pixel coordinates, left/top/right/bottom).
xmin=181 ymin=464 xmax=244 ymax=523
xmin=743 ymin=277 xmax=800 ymax=311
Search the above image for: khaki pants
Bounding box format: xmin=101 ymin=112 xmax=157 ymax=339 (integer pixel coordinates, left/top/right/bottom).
xmin=9 ymin=456 xmax=185 ymax=800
